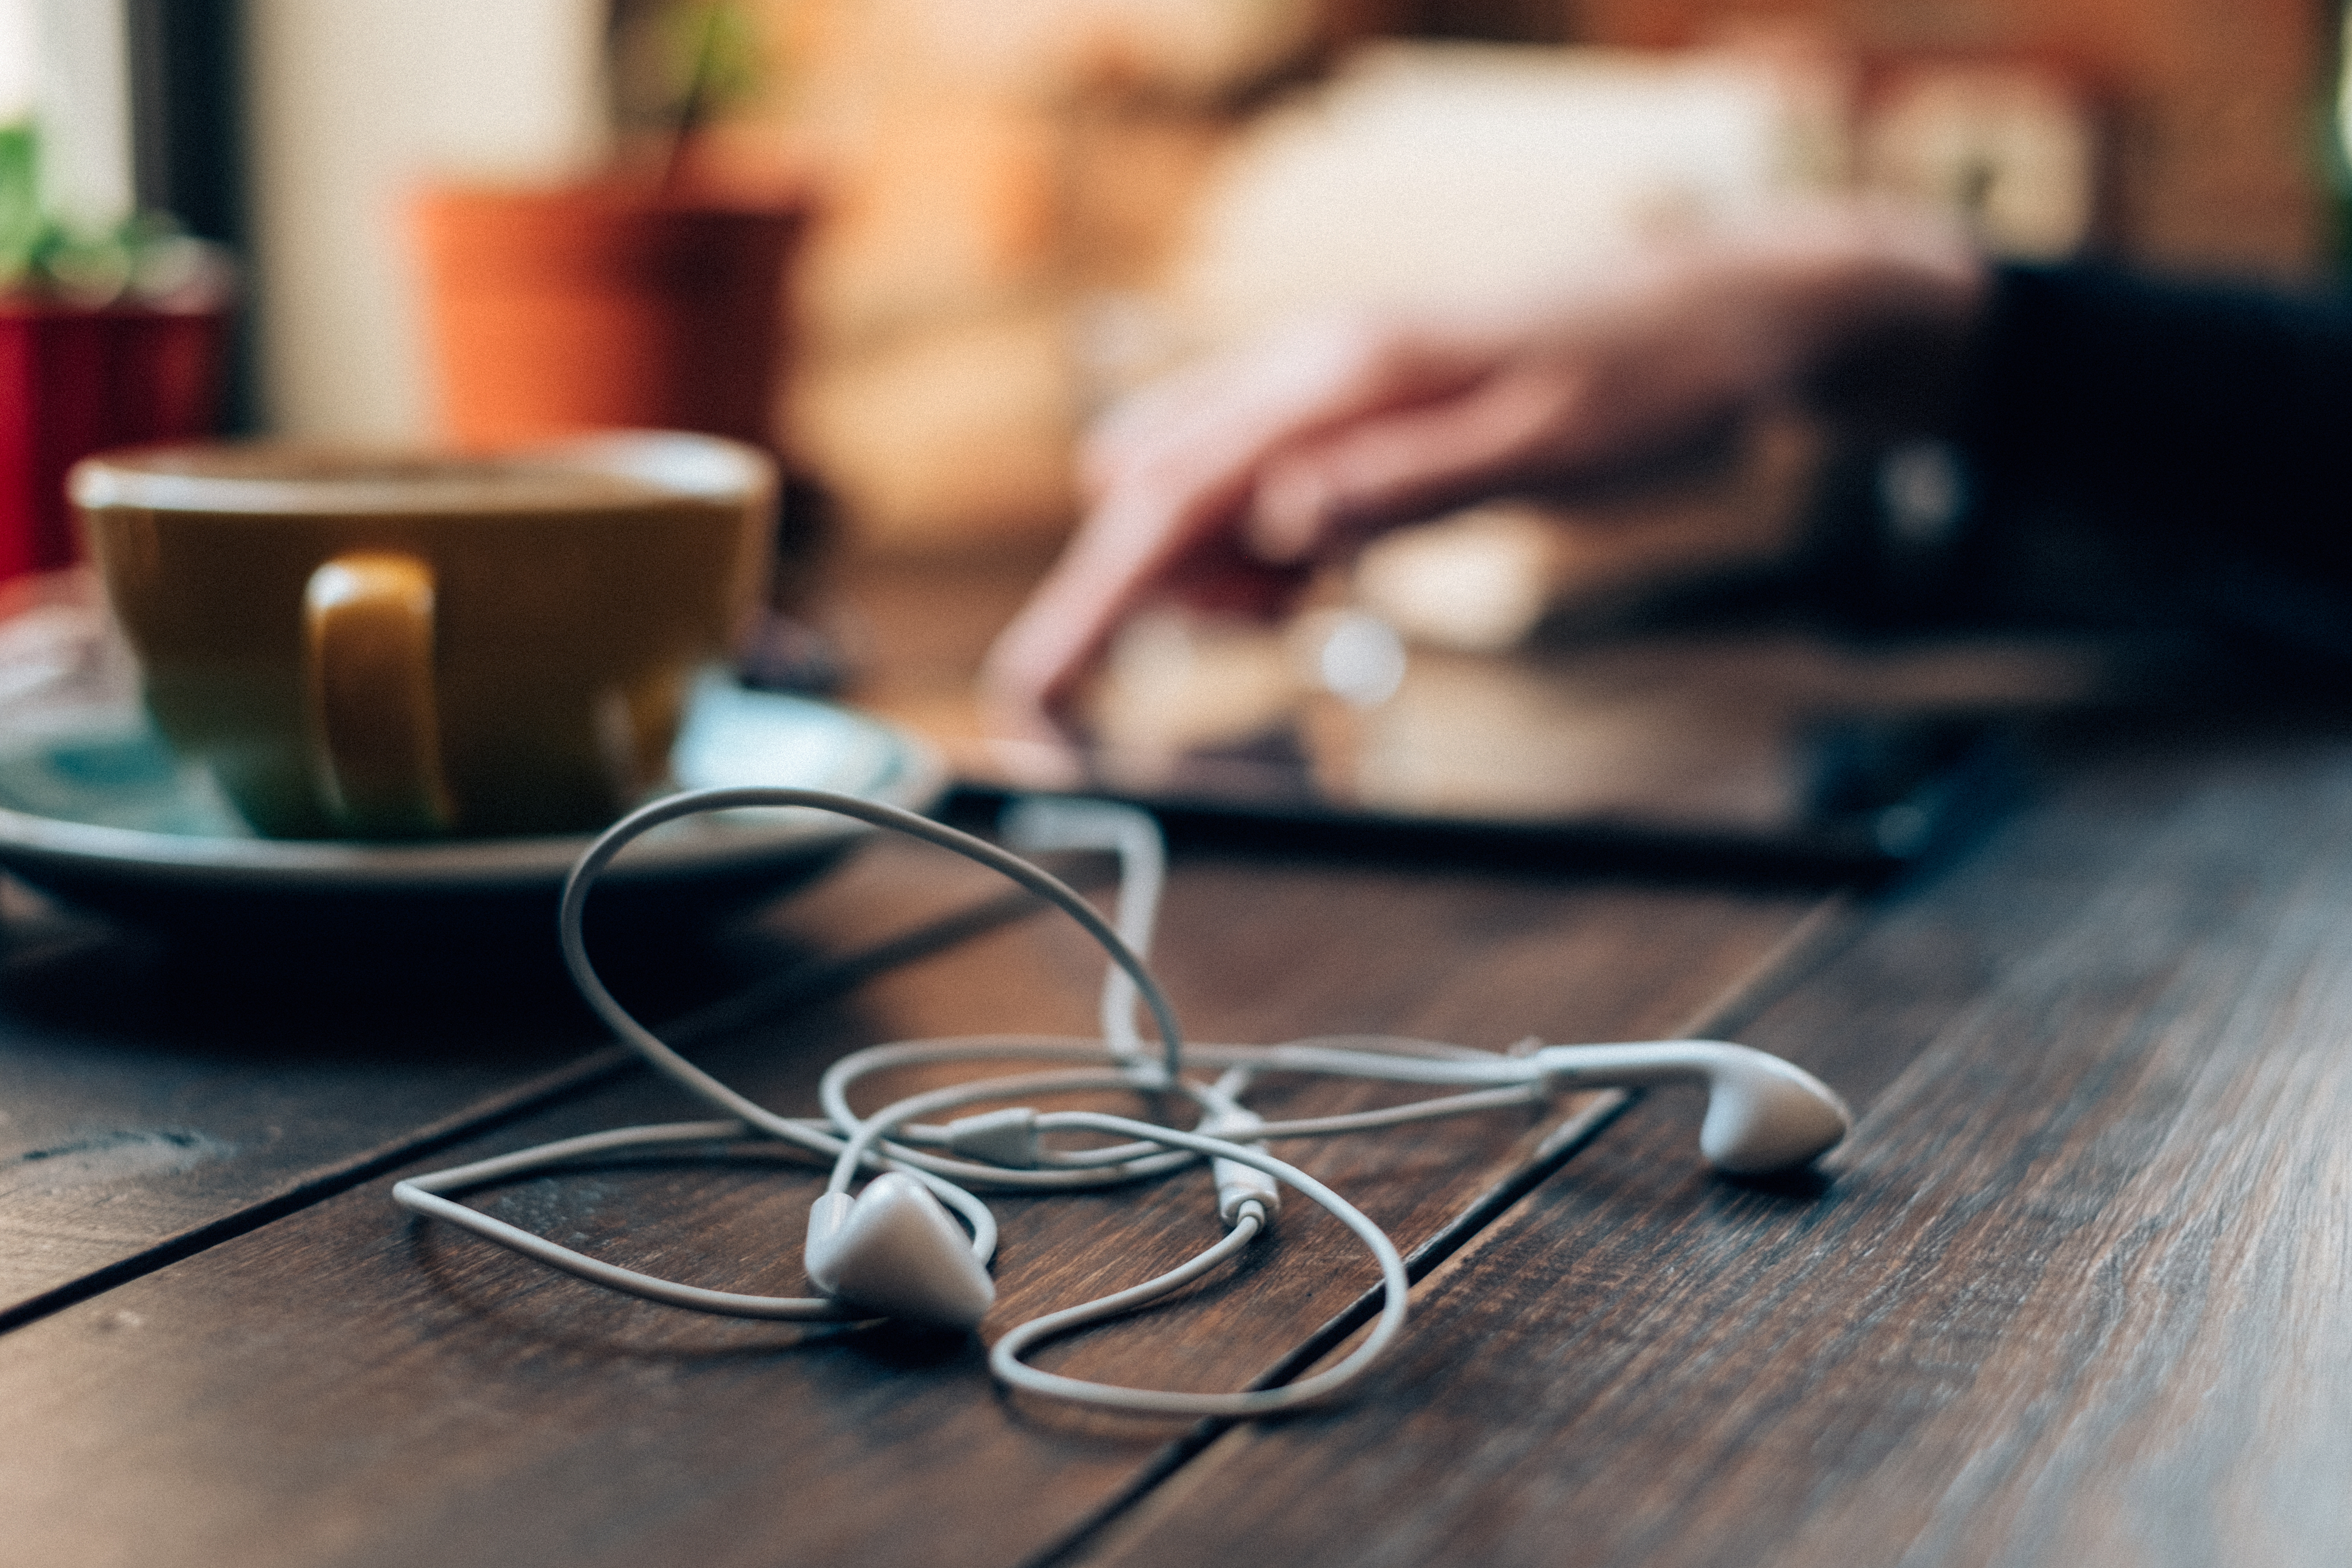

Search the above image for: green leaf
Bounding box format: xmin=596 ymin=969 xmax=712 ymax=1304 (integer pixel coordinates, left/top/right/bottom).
xmin=0 ymin=121 xmax=42 ymax=289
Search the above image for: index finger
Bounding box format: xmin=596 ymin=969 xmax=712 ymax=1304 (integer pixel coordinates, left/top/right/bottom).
xmin=988 ymin=319 xmax=1486 ymax=715
xmin=980 ymin=473 xmax=1246 ymax=724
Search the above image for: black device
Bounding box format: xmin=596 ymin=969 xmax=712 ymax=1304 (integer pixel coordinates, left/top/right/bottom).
xmin=950 ymin=621 xmax=2105 ymax=875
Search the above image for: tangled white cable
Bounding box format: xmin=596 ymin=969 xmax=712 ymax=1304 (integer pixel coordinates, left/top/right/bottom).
xmin=395 ymin=788 xmax=1851 ymax=1416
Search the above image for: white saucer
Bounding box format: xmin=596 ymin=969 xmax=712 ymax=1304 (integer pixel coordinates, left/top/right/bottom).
xmin=0 ymin=680 xmax=946 ymax=934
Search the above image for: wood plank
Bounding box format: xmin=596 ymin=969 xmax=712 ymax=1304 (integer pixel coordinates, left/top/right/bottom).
xmin=1064 ymin=722 xmax=2352 ymax=1568
xmin=0 ymin=852 xmax=1823 ymax=1568
xmin=0 ymin=883 xmax=610 ymax=1320
xmin=0 ymin=837 xmax=1054 ymax=1323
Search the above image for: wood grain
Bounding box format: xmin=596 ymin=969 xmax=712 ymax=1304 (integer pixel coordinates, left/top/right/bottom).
xmin=0 ymin=884 xmax=609 ymax=1320
xmin=1064 ymin=723 xmax=2352 ymax=1568
xmin=0 ymin=835 xmax=1076 ymax=1324
xmin=0 ymin=852 xmax=1822 ymax=1568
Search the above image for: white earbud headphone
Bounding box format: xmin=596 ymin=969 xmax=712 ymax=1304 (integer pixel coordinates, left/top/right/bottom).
xmin=396 ymin=788 xmax=1850 ymax=1415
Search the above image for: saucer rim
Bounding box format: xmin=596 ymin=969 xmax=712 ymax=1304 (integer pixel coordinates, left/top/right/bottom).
xmin=0 ymin=693 xmax=948 ymax=892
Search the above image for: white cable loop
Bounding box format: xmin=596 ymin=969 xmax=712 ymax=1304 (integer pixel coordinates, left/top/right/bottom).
xmin=558 ymin=789 xmax=1190 ymax=1092
xmin=989 ymin=1116 xmax=1410 ymax=1416
xmin=393 ymin=786 xmax=1848 ymax=1419
xmin=401 ymin=788 xmax=1200 ymax=1341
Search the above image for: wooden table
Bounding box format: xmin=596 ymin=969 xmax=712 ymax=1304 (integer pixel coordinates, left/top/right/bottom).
xmin=3 ymin=562 xmax=2348 ymax=1568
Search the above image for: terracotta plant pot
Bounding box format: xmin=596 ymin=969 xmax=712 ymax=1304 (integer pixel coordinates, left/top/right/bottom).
xmin=0 ymin=301 xmax=230 ymax=579
xmin=410 ymin=183 xmax=806 ymax=451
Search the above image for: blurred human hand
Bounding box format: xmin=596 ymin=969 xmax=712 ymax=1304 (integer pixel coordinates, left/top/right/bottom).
xmin=982 ymin=204 xmax=1986 ymax=722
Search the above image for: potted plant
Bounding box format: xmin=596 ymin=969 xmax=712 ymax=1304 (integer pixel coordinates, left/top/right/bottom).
xmin=0 ymin=120 xmax=233 ymax=582
xmin=407 ymin=2 xmax=805 ymax=453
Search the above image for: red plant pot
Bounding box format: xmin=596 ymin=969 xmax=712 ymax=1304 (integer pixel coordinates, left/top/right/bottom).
xmin=0 ymin=302 xmax=231 ymax=580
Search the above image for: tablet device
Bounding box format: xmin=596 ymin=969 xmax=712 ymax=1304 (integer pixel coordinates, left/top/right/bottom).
xmin=947 ymin=612 xmax=2108 ymax=874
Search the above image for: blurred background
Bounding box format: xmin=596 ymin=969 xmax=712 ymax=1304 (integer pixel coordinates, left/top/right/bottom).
xmin=7 ymin=0 xmax=2347 ymax=721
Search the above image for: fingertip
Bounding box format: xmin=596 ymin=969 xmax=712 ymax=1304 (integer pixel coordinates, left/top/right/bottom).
xmin=973 ymin=655 xmax=1079 ymax=764
xmin=980 ymin=592 xmax=1088 ymax=720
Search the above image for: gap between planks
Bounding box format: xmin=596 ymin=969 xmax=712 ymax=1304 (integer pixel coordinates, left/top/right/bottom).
xmin=0 ymin=884 xmax=1054 ymax=1337
xmin=1018 ymin=887 xmax=1864 ymax=1568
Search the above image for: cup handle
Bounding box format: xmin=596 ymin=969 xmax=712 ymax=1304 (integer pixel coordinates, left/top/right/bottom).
xmin=303 ymin=552 xmax=455 ymax=836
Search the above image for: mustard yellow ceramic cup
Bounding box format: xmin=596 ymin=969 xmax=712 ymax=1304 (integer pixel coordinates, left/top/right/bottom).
xmin=70 ymin=432 xmax=773 ymax=839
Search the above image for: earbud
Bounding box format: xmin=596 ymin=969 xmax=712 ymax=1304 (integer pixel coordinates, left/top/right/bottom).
xmin=806 ymin=1172 xmax=996 ymax=1328
xmin=1182 ymin=1036 xmax=1852 ymax=1175
xmin=1531 ymin=1041 xmax=1851 ymax=1175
